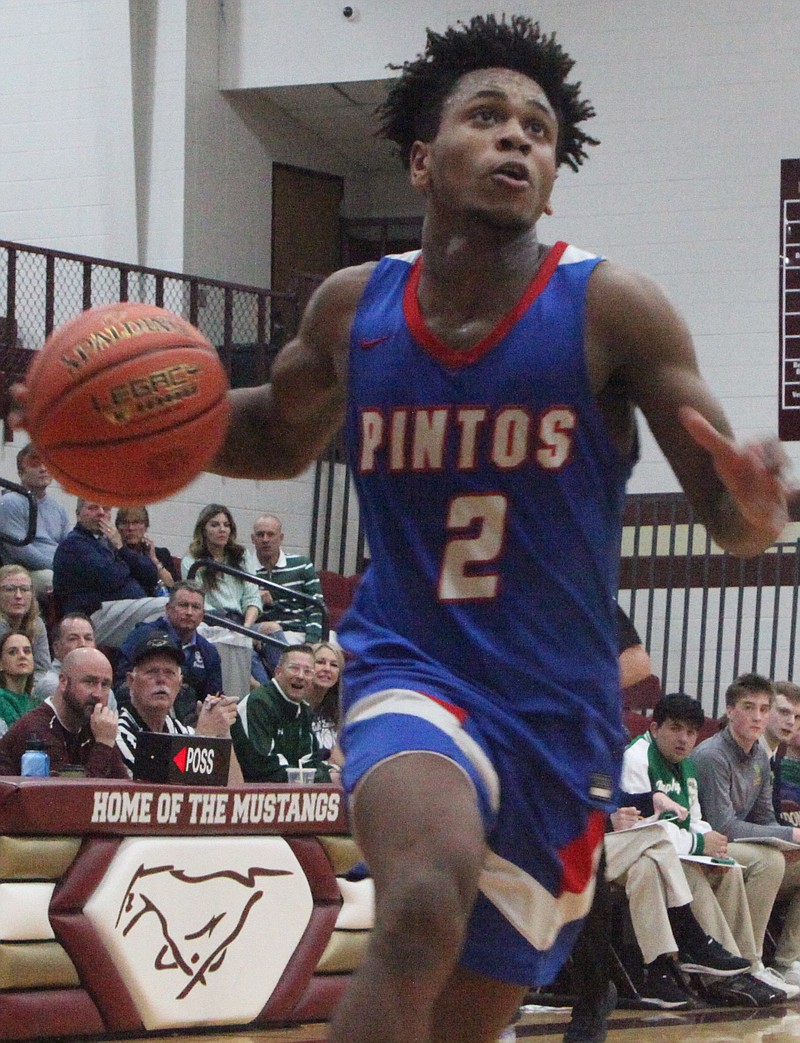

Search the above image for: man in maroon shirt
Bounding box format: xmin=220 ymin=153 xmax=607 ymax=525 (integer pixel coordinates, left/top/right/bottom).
xmin=0 ymin=646 xmax=128 ymax=777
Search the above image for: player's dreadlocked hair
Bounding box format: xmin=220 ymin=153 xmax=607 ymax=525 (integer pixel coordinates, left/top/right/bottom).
xmin=376 ymin=14 xmax=598 ymax=172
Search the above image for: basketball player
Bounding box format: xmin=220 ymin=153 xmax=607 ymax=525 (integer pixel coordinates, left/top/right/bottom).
xmin=18 ymin=14 xmax=791 ymax=1043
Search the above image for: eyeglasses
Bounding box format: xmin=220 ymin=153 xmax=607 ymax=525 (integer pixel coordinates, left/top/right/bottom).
xmin=0 ymin=585 xmax=32 ymax=594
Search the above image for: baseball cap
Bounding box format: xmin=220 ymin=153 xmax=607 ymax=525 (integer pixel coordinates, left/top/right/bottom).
xmin=130 ymin=632 xmax=184 ymax=668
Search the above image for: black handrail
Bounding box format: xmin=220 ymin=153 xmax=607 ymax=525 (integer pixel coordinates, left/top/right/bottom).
xmin=0 ymin=478 xmax=37 ymax=547
xmin=202 ymin=612 xmax=289 ymax=653
xmin=186 ymin=559 xmax=329 ymax=641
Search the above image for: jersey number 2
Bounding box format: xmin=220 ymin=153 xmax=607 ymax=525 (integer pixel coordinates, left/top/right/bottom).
xmin=438 ymin=494 xmax=507 ymax=602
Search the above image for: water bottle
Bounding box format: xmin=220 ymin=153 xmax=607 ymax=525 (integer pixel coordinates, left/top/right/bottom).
xmin=21 ymin=739 xmax=50 ymax=777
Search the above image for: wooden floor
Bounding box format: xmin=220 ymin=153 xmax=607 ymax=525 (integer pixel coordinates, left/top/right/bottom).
xmin=86 ymin=999 xmax=800 ymax=1043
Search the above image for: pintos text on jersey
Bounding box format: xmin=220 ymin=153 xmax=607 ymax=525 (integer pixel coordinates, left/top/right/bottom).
xmin=358 ymin=404 xmax=577 ymax=474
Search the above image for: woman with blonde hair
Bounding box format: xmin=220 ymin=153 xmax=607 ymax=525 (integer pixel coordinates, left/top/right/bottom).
xmin=309 ymin=640 xmax=345 ymax=765
xmin=181 ymin=504 xmax=261 ymax=626
xmin=0 ymin=564 xmax=50 ymax=687
xmin=0 ymin=631 xmax=36 ymax=735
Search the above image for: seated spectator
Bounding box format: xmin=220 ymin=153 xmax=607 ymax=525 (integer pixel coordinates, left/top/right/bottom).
xmin=115 ymin=507 xmax=178 ymax=591
xmin=233 ymin=645 xmax=331 ymax=783
xmin=181 ymin=504 xmax=261 ymax=626
xmin=115 ymin=632 xmax=242 ymax=784
xmin=181 ymin=505 xmax=262 ymax=698
xmin=693 ymin=673 xmax=800 ymax=990
xmin=0 ymin=444 xmax=69 ymax=599
xmin=246 ymin=514 xmax=326 ymax=644
xmin=0 ymin=647 xmax=127 ymax=778
xmin=620 ymin=692 xmax=785 ymax=1004
xmin=0 ymin=564 xmax=51 ymax=688
xmin=114 ymin=581 xmax=223 ymax=725
xmin=0 ymin=632 xmax=37 ymax=736
xmin=53 ymin=500 xmax=165 ymax=647
xmin=777 ymin=705 xmax=800 ymax=825
xmin=309 ymin=640 xmax=344 ymax=766
xmin=604 ymin=805 xmax=750 ymax=1007
xmin=34 ymin=612 xmax=117 ymax=711
xmin=760 ymin=681 xmax=800 ymax=822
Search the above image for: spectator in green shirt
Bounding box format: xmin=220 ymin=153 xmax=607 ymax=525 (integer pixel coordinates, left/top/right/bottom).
xmin=0 ymin=631 xmax=37 ymax=736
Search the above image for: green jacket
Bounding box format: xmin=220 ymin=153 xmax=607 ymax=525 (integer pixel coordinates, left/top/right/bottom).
xmin=620 ymin=731 xmax=708 ymax=855
xmin=232 ymin=680 xmax=330 ymax=783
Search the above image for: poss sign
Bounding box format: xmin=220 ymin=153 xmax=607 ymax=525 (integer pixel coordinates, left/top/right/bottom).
xmin=133 ymin=733 xmax=231 ymax=786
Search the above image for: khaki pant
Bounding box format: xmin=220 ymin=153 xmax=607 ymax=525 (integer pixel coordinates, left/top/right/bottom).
xmin=726 ymin=841 xmax=786 ymax=961
xmin=683 ymin=861 xmax=756 ymax=964
xmin=605 ymin=827 xmax=690 ymax=965
xmin=605 ymin=826 xmax=752 ymax=966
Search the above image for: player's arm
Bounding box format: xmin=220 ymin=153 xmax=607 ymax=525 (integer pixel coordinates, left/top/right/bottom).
xmin=587 ymin=262 xmax=791 ymax=558
xmin=211 ymin=264 xmax=374 ymax=480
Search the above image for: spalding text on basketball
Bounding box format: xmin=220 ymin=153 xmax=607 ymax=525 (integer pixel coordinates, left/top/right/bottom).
xmin=59 ymin=317 xmax=187 ymax=374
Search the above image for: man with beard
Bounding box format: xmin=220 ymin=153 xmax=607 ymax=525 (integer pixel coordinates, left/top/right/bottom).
xmin=0 ymin=646 xmax=127 ymax=777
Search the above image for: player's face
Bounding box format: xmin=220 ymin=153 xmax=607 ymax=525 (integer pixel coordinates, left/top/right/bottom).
xmin=650 ymin=717 xmax=699 ymax=764
xmin=766 ymin=694 xmax=800 ymax=744
xmin=409 ymin=67 xmax=559 ymax=232
xmin=0 ymin=571 xmax=33 ymax=621
xmin=204 ymin=512 xmax=232 ymax=552
xmin=0 ymin=634 xmax=33 ymax=680
xmin=128 ymin=653 xmax=182 ymax=718
xmin=275 ymin=652 xmax=315 ymax=703
xmin=727 ymin=691 xmax=772 ymax=749
xmin=165 ymin=590 xmax=205 ymax=639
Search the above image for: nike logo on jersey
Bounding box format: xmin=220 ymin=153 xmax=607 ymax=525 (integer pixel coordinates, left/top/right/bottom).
xmin=360 ymin=335 xmax=391 ymax=349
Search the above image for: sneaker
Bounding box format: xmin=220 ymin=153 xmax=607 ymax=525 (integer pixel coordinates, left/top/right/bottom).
xmin=774 ymin=960 xmax=800 ymax=988
xmin=640 ymin=966 xmax=694 ymax=1009
xmin=677 ymin=936 xmax=751 ymax=976
xmin=754 ymin=963 xmax=800 ymax=1000
xmin=704 ymin=972 xmax=783 ymax=1008
xmin=564 ymin=981 xmax=617 ymax=1043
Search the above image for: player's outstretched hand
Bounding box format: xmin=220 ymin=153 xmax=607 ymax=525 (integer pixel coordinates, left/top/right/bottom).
xmin=680 ymin=405 xmax=792 ymax=549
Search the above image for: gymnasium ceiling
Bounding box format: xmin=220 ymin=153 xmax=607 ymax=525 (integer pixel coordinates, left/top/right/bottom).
xmin=245 ymin=79 xmax=400 ymax=174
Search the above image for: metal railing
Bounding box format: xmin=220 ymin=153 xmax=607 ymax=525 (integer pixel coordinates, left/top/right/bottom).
xmin=185 ymin=559 xmax=329 ymax=646
xmin=0 ymin=239 xmax=299 ymax=423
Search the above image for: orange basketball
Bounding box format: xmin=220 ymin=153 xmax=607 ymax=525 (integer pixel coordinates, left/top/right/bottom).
xmin=24 ymin=302 xmax=231 ymax=505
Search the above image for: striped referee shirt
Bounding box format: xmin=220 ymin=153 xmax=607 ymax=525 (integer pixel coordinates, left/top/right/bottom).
xmin=116 ymin=704 xmax=192 ymax=776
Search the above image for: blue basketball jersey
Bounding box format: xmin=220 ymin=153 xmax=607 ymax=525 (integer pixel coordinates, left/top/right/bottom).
xmin=340 ymin=242 xmax=632 ymax=792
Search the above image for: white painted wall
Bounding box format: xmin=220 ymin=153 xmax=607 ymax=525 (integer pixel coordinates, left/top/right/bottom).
xmin=130 ymin=0 xmax=188 ymax=273
xmin=0 ymin=0 xmax=138 ymax=260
